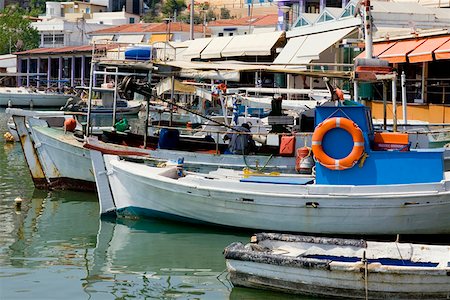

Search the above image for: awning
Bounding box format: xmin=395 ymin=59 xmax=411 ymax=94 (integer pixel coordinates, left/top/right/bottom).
xmin=356 ymin=41 xmax=397 ymax=59
xmin=435 ymin=38 xmax=450 ymax=60
xmin=178 ymin=69 xmax=240 ymax=81
xmin=273 ymin=36 xmax=307 ymax=64
xmin=149 ymin=33 xmax=172 ymax=44
xmin=182 ymin=38 xmax=212 ymax=60
xmin=378 ymin=39 xmax=426 ymax=63
xmin=200 ymin=36 xmax=233 ymax=59
xmin=290 ymin=27 xmax=356 ymax=64
xmin=407 ymin=36 xmax=450 ymax=63
xmin=252 ymin=27 xmax=276 ymax=34
xmin=91 ymin=35 xmax=115 ymax=43
xmin=221 ymin=31 xmax=284 ymax=57
xmin=116 ymin=34 xmax=145 ymax=44
xmin=155 ymin=77 xmax=197 ymax=95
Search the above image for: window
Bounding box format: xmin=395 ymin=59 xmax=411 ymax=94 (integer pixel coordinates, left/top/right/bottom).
xmin=86 ymin=8 xmax=90 ymax=13
xmin=43 ymin=34 xmax=64 ymax=45
xmin=317 ymin=11 xmax=334 ymax=23
xmin=294 ymin=17 xmax=310 ymax=27
xmin=218 ymin=32 xmax=224 ymax=36
xmin=341 ymin=4 xmax=356 ymax=18
xmin=130 ymin=17 xmax=135 ymax=24
xmin=229 ymin=32 xmax=233 ymax=36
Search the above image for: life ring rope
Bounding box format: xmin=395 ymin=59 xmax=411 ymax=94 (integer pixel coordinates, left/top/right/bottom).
xmin=312 ymin=117 xmax=365 ymax=171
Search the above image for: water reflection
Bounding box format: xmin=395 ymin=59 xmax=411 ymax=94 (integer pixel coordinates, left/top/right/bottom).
xmin=85 ymin=217 xmax=248 ymax=299
xmin=1 ymin=189 xmax=258 ymax=299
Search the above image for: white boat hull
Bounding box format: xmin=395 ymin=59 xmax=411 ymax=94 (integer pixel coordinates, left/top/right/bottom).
xmin=28 ymin=122 xmax=96 ymax=191
xmin=11 ymin=111 xmax=298 ymax=191
xmin=0 ymin=87 xmax=73 ymax=107
xmin=98 ymin=154 xmax=450 ymax=235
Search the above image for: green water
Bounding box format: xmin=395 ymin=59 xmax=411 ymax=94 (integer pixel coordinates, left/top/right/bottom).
xmin=0 ymin=108 xmax=315 ymax=300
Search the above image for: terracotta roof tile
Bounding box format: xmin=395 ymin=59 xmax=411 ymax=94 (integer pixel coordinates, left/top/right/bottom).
xmin=15 ymin=44 xmax=120 ymax=55
xmin=208 ymin=14 xmax=278 ymax=27
xmin=90 ymin=22 xmax=207 ymax=34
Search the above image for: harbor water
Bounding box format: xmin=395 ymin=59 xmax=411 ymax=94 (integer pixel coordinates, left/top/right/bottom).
xmin=0 ymin=108 xmax=313 ymax=299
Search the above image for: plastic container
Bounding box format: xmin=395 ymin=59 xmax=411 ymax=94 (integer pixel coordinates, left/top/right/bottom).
xmin=158 ymin=128 xmax=180 ymax=149
xmin=125 ymin=46 xmax=152 ymax=61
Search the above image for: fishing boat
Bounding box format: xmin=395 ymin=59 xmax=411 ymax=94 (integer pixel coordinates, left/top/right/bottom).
xmin=7 ymin=107 xmax=302 ymax=191
xmin=63 ymin=86 xmax=142 ymax=115
xmin=90 ymin=103 xmax=450 ymax=234
xmin=0 ymin=86 xmax=74 ymax=107
xmin=224 ymin=232 xmax=450 ymax=298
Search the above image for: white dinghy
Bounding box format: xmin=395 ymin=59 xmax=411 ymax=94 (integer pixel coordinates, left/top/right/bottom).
xmin=224 ymin=233 xmax=450 ymax=299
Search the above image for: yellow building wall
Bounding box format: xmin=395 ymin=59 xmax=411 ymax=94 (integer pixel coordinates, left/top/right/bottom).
xmin=368 ymin=101 xmax=450 ymax=124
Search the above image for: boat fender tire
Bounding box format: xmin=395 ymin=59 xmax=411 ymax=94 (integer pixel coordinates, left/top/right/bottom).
xmin=312 ymin=117 xmax=364 ymax=170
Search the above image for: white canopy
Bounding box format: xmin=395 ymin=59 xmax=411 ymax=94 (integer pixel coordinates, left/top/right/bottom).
xmin=221 ymin=31 xmax=284 ymax=57
xmin=200 ymin=36 xmax=233 ymax=59
xmin=116 ymin=34 xmax=144 ymax=44
xmin=275 ymin=27 xmax=355 ymax=65
xmin=91 ymin=35 xmax=115 ymax=43
xmin=273 ymin=35 xmax=308 ymax=64
xmin=182 ymin=38 xmax=212 ymax=60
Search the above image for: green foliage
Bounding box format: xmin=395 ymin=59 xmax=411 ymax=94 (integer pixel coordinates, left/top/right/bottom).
xmin=0 ymin=5 xmax=40 ymax=55
xmin=29 ymin=0 xmax=47 ymax=14
xmin=178 ymin=9 xmax=216 ymax=24
xmin=220 ymin=7 xmax=231 ymax=19
xmin=142 ymin=0 xmax=162 ymax=22
xmin=161 ymin=0 xmax=187 ymax=17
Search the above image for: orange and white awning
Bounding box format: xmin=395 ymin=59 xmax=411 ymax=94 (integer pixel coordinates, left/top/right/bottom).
xmin=378 ymin=39 xmax=426 ymax=63
xmin=356 ymin=41 xmax=397 ymax=59
xmin=435 ymin=39 xmax=450 ymax=60
xmin=408 ymin=36 xmax=450 ymax=63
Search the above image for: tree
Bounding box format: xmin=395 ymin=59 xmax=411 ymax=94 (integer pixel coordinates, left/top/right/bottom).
xmin=0 ymin=5 xmax=40 ymax=55
xmin=161 ymin=0 xmax=186 ymax=18
xmin=220 ymin=7 xmax=231 ymax=19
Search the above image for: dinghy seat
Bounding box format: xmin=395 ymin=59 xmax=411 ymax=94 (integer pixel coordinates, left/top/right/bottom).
xmin=240 ymin=176 xmax=313 ymax=185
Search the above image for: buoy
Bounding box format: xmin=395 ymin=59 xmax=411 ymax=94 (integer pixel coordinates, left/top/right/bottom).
xmin=295 ymin=147 xmax=314 ymax=174
xmin=14 ymin=196 xmax=22 ymax=210
xmin=4 ymin=132 xmax=15 ymax=143
xmin=64 ymin=118 xmax=77 ymax=132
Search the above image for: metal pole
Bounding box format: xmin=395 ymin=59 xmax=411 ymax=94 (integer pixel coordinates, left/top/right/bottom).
xmin=392 ymin=71 xmax=397 ymax=132
xmin=112 ymin=67 xmax=118 ymax=127
xmin=401 ymin=71 xmax=407 ymax=125
xmin=170 ymin=75 xmax=175 ymax=127
xmin=354 ymin=81 xmax=359 ymax=103
xmin=86 ymin=46 xmax=96 ymax=136
xmin=363 ymin=0 xmax=373 ymax=59
xmin=383 ymin=81 xmax=387 ymax=130
xmin=144 ymin=96 xmax=150 ymax=148
xmin=190 ymin=0 xmax=194 ymax=40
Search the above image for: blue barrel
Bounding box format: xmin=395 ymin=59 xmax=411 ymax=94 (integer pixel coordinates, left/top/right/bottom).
xmin=125 ymin=46 xmax=152 ymax=61
xmin=158 ymin=128 xmax=180 ymax=149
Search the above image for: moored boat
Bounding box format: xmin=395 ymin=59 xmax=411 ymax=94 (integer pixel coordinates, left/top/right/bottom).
xmin=0 ymin=86 xmax=74 ymax=107
xmin=90 ymin=102 xmax=450 ymax=234
xmin=7 ymin=107 xmax=302 ymax=191
xmin=224 ymin=232 xmax=450 ymax=298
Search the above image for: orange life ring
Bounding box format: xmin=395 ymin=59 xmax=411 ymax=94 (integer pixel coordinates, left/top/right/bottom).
xmin=312 ymin=117 xmax=364 ymax=170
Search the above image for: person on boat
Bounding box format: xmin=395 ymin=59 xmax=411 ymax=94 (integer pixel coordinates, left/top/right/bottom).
xmin=223 ymin=122 xmax=255 ymax=155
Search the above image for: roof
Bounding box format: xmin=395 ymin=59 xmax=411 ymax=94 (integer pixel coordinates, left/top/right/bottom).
xmin=14 ymin=44 xmax=120 ymax=55
xmin=89 ymin=22 xmax=208 ymax=35
xmin=207 ymin=14 xmax=278 ymax=27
